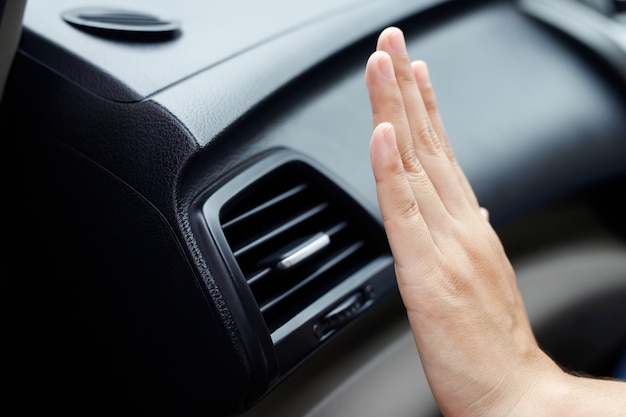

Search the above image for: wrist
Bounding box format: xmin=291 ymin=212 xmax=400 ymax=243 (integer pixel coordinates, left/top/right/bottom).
xmin=515 ymin=364 xmax=570 ymax=417
xmin=557 ymin=371 xmax=626 ymax=416
xmin=514 ymin=362 xmax=626 ymax=417
xmin=485 ymin=351 xmax=567 ymax=417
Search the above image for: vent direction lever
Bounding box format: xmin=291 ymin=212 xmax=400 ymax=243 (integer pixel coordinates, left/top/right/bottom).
xmin=276 ymin=232 xmax=330 ymax=270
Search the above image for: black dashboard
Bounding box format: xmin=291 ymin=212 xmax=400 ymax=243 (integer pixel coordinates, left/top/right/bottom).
xmin=4 ymin=0 xmax=626 ymax=416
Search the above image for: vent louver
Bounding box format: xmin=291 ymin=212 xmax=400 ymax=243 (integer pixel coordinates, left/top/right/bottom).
xmin=218 ymin=161 xmax=387 ymax=333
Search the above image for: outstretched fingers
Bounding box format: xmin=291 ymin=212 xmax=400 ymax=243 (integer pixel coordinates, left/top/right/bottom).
xmin=369 ymin=122 xmax=437 ymax=274
xmin=365 ymin=50 xmax=448 ymax=231
xmin=411 ymin=60 xmax=481 ymax=214
xmin=375 ymin=28 xmax=473 ymax=219
xmin=365 ymin=49 xmax=420 ymax=174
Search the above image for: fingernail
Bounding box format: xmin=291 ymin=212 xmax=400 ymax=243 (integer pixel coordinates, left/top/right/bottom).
xmin=382 ymin=123 xmax=397 ymax=149
xmin=378 ymin=54 xmax=395 ymax=80
xmin=389 ymin=29 xmax=407 ymax=55
xmin=413 ymin=61 xmax=431 ymax=87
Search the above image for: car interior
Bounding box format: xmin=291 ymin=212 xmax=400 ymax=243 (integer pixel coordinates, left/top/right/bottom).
xmin=3 ymin=0 xmax=625 ymax=416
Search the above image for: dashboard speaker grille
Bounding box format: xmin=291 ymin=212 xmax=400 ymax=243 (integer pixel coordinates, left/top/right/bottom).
xmin=62 ymin=7 xmax=180 ymax=41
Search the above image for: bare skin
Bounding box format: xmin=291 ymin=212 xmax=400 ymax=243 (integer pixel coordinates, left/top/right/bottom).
xmin=366 ymin=26 xmax=626 ymax=417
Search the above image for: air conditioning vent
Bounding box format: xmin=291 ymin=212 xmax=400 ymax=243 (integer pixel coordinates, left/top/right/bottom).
xmin=218 ymin=160 xmax=388 ymax=333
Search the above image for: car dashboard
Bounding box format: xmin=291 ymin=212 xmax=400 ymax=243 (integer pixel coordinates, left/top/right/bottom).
xmin=4 ymin=0 xmax=626 ymax=416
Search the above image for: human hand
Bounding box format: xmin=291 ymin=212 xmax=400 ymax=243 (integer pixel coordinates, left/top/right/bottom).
xmin=365 ymin=27 xmax=563 ymax=416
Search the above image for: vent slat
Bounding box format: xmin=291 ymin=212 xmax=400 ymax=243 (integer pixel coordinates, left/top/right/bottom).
xmin=82 ymin=15 xmax=161 ymax=24
xmin=222 ymin=183 xmax=308 ymax=229
xmin=232 ymin=202 xmax=329 ymax=258
xmin=258 ymin=240 xmax=365 ymax=314
xmin=247 ymin=267 xmax=272 ymax=286
xmin=242 ymin=220 xmax=348 ymax=286
xmin=326 ymin=220 xmax=348 ymax=236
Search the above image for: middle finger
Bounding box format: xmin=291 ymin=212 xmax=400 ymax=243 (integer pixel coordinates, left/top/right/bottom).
xmin=376 ymin=27 xmax=472 ymax=218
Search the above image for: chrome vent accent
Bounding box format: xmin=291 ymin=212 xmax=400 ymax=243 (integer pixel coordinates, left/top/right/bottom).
xmin=219 ymin=161 xmax=387 ymax=333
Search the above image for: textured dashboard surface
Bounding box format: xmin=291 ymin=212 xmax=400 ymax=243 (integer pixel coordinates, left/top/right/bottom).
xmin=22 ymin=0 xmax=450 ymax=101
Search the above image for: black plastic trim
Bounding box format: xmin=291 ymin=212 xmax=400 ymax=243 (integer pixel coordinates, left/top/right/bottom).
xmin=190 ymin=149 xmax=394 ymax=377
